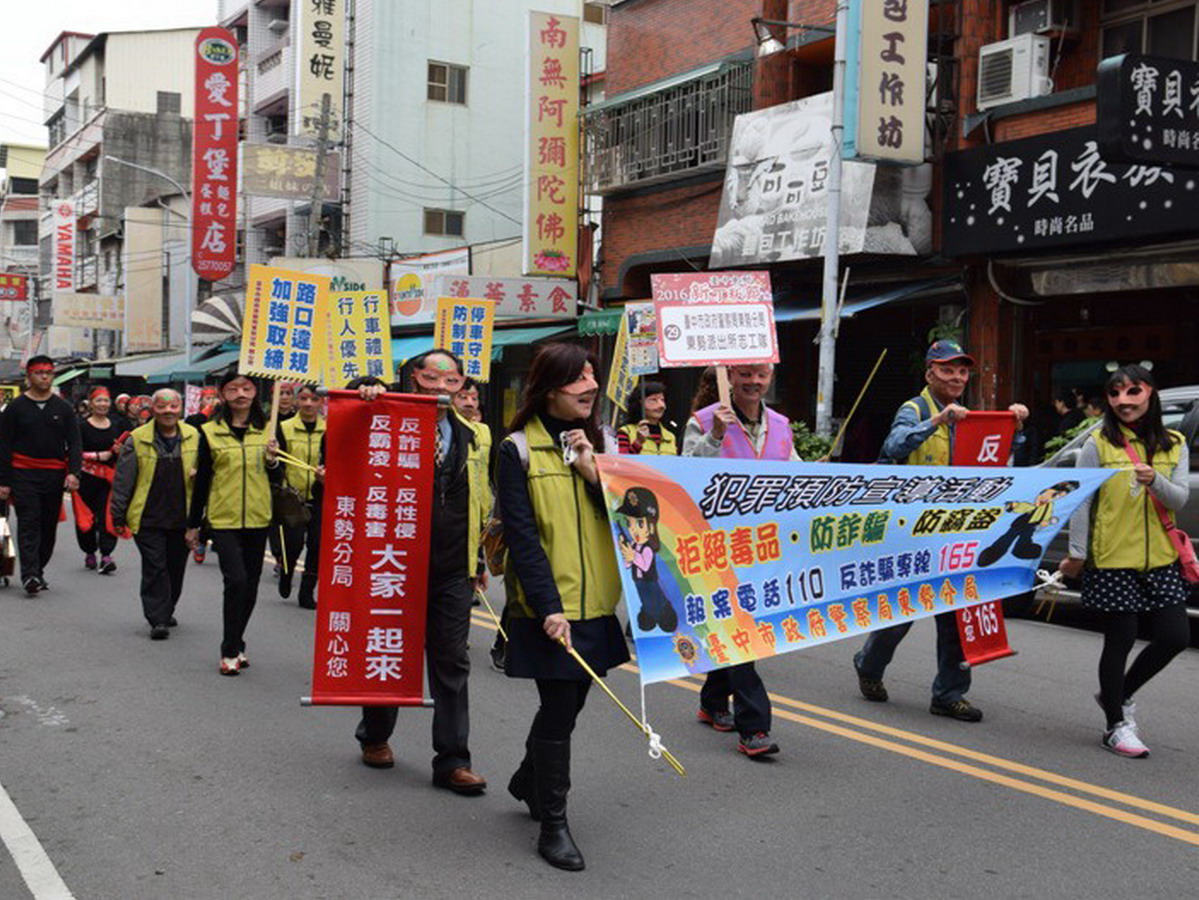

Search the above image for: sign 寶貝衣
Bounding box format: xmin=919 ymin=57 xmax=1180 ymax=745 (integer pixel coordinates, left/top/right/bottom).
xmin=389 ymin=247 xmax=471 ymax=326
xmin=942 ymin=126 xmax=1198 ymax=258
xmin=433 ymin=297 xmax=495 ymax=382
xmin=1097 ymin=53 xmax=1199 ymax=169
xmin=625 ymin=301 xmax=659 ymax=376
xmin=428 ymin=274 xmax=577 ymax=321
xmin=596 ymin=454 xmax=1112 ymax=684
xmin=192 ymin=28 xmax=239 ymax=281
xmin=295 ymin=0 xmax=345 ymax=139
xmin=239 ymin=265 xmax=330 ymax=382
xmin=651 ymin=272 xmax=779 ymax=369
xmin=308 ymin=390 xmax=438 ymax=706
xmin=525 ymin=12 xmax=579 ymax=277
xmin=53 ymin=292 xmax=125 ymax=329
xmin=844 ymin=0 xmax=929 ymax=165
xmin=325 ymin=290 xmax=393 ymax=388
xmin=244 ymin=145 xmax=340 ymax=200
xmin=606 ymin=309 xmax=637 ymax=412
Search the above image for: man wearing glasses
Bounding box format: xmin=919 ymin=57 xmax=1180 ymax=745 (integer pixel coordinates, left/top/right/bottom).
xmin=348 ymin=350 xmax=489 ymax=795
xmin=0 ymin=356 xmax=82 ymax=595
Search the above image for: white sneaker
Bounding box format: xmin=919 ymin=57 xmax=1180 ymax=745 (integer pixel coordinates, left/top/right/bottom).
xmin=1094 ymin=692 xmax=1136 ymax=729
xmin=1103 ymin=721 xmax=1149 ymax=758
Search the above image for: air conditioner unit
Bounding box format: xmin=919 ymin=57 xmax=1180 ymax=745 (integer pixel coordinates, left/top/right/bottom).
xmin=977 ymin=34 xmax=1052 ymax=111
xmin=267 ymin=19 xmax=288 ymax=35
xmin=1010 ymin=0 xmax=1079 ymax=37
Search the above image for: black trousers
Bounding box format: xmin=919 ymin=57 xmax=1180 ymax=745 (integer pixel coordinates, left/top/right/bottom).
xmin=700 ymin=662 xmax=771 ymax=737
xmin=356 ymin=573 xmax=474 ymax=774
xmin=211 ymin=527 xmax=269 ymax=658
xmin=283 ymin=500 xmax=321 ymax=577
xmin=74 ymin=473 xmax=117 ymax=556
xmin=10 ymin=469 xmax=65 ymax=582
xmin=529 ymin=678 xmax=593 ymax=741
xmin=134 ymin=527 xmax=189 ymax=627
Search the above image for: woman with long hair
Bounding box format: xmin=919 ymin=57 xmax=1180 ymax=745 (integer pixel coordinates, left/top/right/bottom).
xmin=497 ymin=342 xmax=627 ymax=872
xmin=689 ymin=366 xmax=719 ymax=413
xmin=76 ymin=386 xmax=122 ymax=573
xmin=185 ymin=372 xmax=281 ymax=676
xmin=1059 ymin=364 xmax=1191 ymax=758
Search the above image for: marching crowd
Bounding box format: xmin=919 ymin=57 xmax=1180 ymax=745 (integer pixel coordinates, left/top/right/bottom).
xmin=0 ymin=339 xmax=1191 ymax=871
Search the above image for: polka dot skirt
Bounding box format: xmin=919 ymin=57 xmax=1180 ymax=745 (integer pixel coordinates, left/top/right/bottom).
xmin=1082 ymin=564 xmax=1191 ymax=614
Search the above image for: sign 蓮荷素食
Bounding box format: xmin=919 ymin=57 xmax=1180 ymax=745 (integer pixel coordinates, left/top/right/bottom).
xmin=239 ymin=264 xmax=331 ymax=383
xmin=325 ymin=290 xmax=393 ymax=388
xmin=651 ymin=272 xmax=779 ymax=369
xmin=433 ymin=296 xmax=495 ymax=382
xmin=192 ymin=27 xmax=239 ymax=281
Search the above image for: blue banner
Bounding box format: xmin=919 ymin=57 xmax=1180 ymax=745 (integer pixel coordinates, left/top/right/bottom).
xmin=596 ymin=456 xmax=1112 ymax=685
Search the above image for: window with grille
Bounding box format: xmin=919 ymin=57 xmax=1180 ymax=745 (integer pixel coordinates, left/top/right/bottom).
xmin=157 ymin=91 xmax=181 ymax=115
xmin=1101 ymin=0 xmax=1199 ymax=60
xmin=428 ymin=62 xmax=468 ymax=104
xmin=12 ymin=221 xmax=37 ymax=246
xmin=423 ymin=208 xmax=465 ymax=237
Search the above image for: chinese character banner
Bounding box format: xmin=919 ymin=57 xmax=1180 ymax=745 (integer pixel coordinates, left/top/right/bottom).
xmin=309 ymin=390 xmax=439 ymax=705
xmin=324 ymin=290 xmax=392 ymax=387
xmin=239 ymin=264 xmax=331 ymax=382
xmin=595 ymin=455 xmax=1112 ymax=685
xmin=433 ymin=297 xmax=495 ymax=382
xmin=192 ymin=28 xmax=239 ymax=280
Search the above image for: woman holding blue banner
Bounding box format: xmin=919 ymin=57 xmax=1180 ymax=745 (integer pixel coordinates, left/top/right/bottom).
xmin=1059 ymin=364 xmax=1191 ymax=759
xmin=497 ymin=342 xmax=627 ymax=872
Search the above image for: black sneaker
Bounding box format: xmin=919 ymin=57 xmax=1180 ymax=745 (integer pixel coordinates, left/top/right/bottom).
xmin=167 ymin=617 xmax=179 ymax=628
xmin=36 ymin=576 xmax=48 ymax=591
xmin=150 ymin=624 xmax=170 ymax=640
xmin=23 ymin=577 xmax=40 ymax=596
xmin=930 ymin=698 xmax=983 ymax=722
xmin=855 ymin=665 xmax=889 ymax=702
xmin=490 ymin=642 xmax=506 ymax=672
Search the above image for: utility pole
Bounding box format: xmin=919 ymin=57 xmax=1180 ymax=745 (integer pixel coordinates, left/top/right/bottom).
xmin=306 ymin=92 xmax=334 ymax=259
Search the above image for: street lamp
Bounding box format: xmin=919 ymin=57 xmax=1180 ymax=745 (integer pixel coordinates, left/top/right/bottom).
xmin=752 ymin=7 xmax=848 ymax=438
xmin=103 ymin=154 xmax=195 ymax=369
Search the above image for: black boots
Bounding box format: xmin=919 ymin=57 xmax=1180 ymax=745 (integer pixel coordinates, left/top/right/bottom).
xmin=297 ymin=573 xmax=317 ymax=609
xmin=507 ymin=738 xmax=540 ymax=821
xmin=532 ymin=738 xmax=584 ymax=871
xmin=278 ymin=569 xmax=293 ymax=599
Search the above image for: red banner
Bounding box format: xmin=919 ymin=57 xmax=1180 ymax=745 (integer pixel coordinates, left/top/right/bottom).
xmin=954 ymin=410 xmax=1017 ymax=667
xmin=951 ymin=411 xmax=1018 ymax=467
xmin=192 ymin=28 xmax=239 ymax=281
xmin=0 ymin=273 xmax=27 ymax=301
xmin=308 ymin=390 xmax=439 ymax=705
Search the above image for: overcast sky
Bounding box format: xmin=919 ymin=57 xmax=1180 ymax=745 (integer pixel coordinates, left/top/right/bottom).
xmin=0 ymin=1 xmax=218 ymax=150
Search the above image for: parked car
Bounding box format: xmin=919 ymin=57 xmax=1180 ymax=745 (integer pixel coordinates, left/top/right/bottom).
xmin=1007 ymin=385 xmax=1199 ymax=619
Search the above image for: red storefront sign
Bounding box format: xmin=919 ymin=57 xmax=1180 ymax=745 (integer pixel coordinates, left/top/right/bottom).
xmin=0 ymin=273 xmax=28 ymax=301
xmin=954 ymin=410 xmax=1018 ymax=667
xmin=192 ymin=28 xmax=239 ymax=281
xmin=308 ymin=390 xmax=438 ymax=705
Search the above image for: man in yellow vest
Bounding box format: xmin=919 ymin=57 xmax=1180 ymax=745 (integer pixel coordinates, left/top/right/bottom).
xmin=854 ymin=340 xmax=1028 ymax=722
xmin=111 ymin=389 xmax=199 ymax=640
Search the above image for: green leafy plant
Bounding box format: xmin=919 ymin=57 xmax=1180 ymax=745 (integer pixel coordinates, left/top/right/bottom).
xmin=1040 ymin=416 xmax=1099 ymax=463
xmin=792 ymin=420 xmax=833 ymax=461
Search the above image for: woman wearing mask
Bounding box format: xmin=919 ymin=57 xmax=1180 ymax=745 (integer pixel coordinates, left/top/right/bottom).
xmin=276 ymin=383 xmax=326 ymax=609
xmin=76 ymin=386 xmax=122 ymax=573
xmin=186 ymin=372 xmax=281 ymax=676
xmin=1059 ymin=364 xmax=1191 ymax=758
xmin=617 ymin=380 xmax=677 ymax=455
xmin=498 ymin=343 xmax=627 ymax=872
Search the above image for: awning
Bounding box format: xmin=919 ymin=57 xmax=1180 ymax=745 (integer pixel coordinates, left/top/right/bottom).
xmin=192 ymin=293 xmax=243 ymax=344
xmin=577 ymin=309 xmax=623 ymax=336
xmin=87 ymin=365 xmax=114 ymax=379
xmin=490 ymin=324 xmax=575 ymax=362
xmin=113 ymin=351 xmax=189 ymax=378
xmin=53 ymin=368 xmax=85 ymax=387
xmin=584 ymin=60 xmax=729 ymax=115
xmin=774 ymin=276 xmax=960 ymax=323
xmin=145 ymin=348 xmax=240 ymax=384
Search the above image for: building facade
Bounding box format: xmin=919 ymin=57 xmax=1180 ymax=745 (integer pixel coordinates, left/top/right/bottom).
xmin=0 ymin=144 xmax=44 ymax=363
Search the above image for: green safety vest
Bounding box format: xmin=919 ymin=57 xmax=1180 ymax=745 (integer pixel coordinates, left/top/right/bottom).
xmin=200 ymin=419 xmax=273 ymax=529
xmin=504 ymin=415 xmax=622 ymax=620
xmin=459 ymin=412 xmax=493 ymax=576
xmin=619 ymin=423 xmax=678 ymax=455
xmin=1089 ymin=427 xmax=1184 ymax=571
xmin=125 ymin=421 xmax=199 ymax=534
xmin=279 ymin=414 xmax=326 ymax=501
xmin=903 ymin=387 xmax=951 ymax=467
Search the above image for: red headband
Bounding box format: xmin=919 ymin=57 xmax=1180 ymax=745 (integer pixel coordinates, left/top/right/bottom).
xmin=27 ymin=364 xmax=53 ymax=374
xmin=89 ymin=386 xmax=110 ymax=400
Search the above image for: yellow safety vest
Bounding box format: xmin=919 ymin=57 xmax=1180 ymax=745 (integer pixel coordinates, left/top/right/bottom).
xmin=504 ymin=415 xmax=622 ymax=621
xmin=279 ymin=414 xmax=326 ymax=501
xmin=619 ymin=423 xmax=678 ymax=455
xmin=1089 ymin=427 xmax=1184 ymax=571
xmin=903 ymin=387 xmax=951 ymax=467
xmin=458 ymin=412 xmax=493 ymax=576
xmin=200 ymin=419 xmax=273 ymax=529
xmin=125 ymin=421 xmax=199 ymax=534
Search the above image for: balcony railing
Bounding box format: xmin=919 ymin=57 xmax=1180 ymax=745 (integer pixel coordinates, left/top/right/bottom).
xmin=73 ymin=179 xmax=99 ymax=219
xmin=583 ymin=60 xmax=753 ymax=195
xmin=253 ymin=39 xmax=291 ymax=108
xmin=75 ymin=254 xmax=98 ymax=289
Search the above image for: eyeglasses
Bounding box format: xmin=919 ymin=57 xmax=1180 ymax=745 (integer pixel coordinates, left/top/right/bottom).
xmin=414 ymin=369 xmax=464 ymax=391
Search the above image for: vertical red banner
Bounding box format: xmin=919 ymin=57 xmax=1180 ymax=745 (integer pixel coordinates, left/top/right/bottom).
xmin=192 ymin=28 xmax=239 ymax=281
xmin=309 ymin=390 xmax=439 ymax=705
xmin=954 ymin=410 xmax=1018 ymax=667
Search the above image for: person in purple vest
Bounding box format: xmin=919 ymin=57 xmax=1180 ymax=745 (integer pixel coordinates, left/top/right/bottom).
xmin=682 ymin=363 xmax=799 ymax=757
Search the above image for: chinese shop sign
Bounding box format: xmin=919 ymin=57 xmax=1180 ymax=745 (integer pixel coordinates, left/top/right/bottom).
xmin=192 ymin=28 xmax=239 ymax=281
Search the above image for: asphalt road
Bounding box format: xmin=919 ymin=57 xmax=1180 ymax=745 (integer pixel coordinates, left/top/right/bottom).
xmin=3 ymin=521 xmax=1199 ymax=899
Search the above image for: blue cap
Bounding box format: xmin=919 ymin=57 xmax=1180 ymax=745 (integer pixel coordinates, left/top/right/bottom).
xmin=926 ymin=340 xmax=975 ymax=366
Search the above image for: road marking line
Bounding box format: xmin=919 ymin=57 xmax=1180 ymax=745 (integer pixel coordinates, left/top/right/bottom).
xmin=469 ymin=612 xmax=1199 ymax=843
xmin=0 ymin=781 xmax=75 ymax=899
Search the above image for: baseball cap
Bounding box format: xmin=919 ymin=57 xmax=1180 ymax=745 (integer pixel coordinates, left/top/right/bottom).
xmin=616 ymin=486 xmax=658 ymax=519
xmin=559 ymin=361 xmax=599 ymax=395
xmin=926 ymin=340 xmax=975 ymax=366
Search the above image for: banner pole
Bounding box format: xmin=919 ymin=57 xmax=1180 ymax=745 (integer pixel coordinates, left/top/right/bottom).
xmin=826 ymin=348 xmax=887 ymax=460
xmin=716 ymin=365 xmax=731 ymax=409
xmin=474 ymin=588 xmax=507 ymax=640
xmin=267 ymin=379 xmax=282 ymax=437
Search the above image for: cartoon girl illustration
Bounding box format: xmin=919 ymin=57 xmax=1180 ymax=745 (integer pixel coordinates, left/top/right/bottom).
xmin=616 ymin=487 xmax=679 ymax=633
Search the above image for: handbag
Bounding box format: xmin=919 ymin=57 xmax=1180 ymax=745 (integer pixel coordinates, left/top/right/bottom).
xmin=1123 ymin=440 xmax=1199 ymax=583
xmin=271 ymin=482 xmax=311 ymax=529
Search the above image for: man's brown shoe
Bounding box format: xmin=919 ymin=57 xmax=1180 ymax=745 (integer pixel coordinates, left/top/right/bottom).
xmin=361 ymin=742 xmax=394 ymax=768
xmin=433 ymin=766 xmax=487 ymax=795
